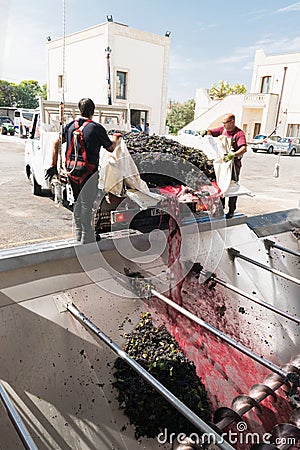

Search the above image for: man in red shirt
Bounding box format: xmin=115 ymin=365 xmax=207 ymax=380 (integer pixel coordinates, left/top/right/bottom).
xmin=207 ymin=113 xmax=247 ymax=219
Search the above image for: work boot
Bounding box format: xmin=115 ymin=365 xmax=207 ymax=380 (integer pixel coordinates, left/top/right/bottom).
xmin=226 ymin=211 xmax=235 ymax=220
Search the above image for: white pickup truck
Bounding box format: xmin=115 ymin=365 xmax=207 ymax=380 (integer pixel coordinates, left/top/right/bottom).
xmin=25 ymin=97 xmax=131 ymax=198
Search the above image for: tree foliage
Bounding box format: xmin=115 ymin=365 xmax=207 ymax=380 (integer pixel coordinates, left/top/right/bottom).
xmin=40 ymin=84 xmax=47 ymax=100
xmin=209 ymin=80 xmax=247 ymax=99
xmin=166 ymin=99 xmax=195 ymax=135
xmin=0 ymin=80 xmax=18 ymax=106
xmin=0 ymin=79 xmax=46 ymax=108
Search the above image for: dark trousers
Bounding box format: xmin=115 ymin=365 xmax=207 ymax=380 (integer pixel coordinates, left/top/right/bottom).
xmin=222 ymin=161 xmax=241 ymax=213
xmin=70 ymin=172 xmax=98 ymax=243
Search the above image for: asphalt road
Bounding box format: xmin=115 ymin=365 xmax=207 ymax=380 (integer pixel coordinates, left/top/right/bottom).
xmin=0 ymin=135 xmax=299 ymax=249
xmin=236 ymin=148 xmax=300 ymax=215
xmin=0 ymin=135 xmax=73 ymax=249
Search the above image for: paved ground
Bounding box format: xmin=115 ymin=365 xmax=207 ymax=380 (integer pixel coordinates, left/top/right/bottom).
xmin=0 ymin=135 xmax=299 ymax=249
xmin=0 ymin=136 xmax=73 ymax=249
xmin=233 ymin=149 xmax=300 ymax=216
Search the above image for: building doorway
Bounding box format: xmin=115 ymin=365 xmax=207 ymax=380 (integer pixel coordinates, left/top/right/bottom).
xmin=130 ymin=109 xmax=148 ymax=131
xmin=253 ymin=122 xmax=261 ymax=137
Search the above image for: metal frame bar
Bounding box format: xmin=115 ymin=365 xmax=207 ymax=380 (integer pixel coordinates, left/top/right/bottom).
xmin=264 ymin=238 xmax=300 ymax=258
xmin=0 ymin=382 xmax=38 ymax=450
xmin=66 ymin=302 xmax=235 ymax=450
xmin=200 ymin=272 xmax=300 ymax=324
xmin=228 ymin=248 xmax=300 ymax=286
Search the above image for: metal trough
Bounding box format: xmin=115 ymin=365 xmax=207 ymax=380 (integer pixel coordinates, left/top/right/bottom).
xmin=0 ymin=209 xmax=299 ymax=449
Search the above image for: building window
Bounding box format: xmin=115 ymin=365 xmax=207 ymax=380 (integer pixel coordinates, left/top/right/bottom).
xmin=287 ymin=124 xmax=300 ymax=137
xmin=116 ymin=71 xmax=127 ymax=99
xmin=58 ymin=75 xmax=63 ymax=90
xmin=260 ymin=76 xmax=271 ymax=94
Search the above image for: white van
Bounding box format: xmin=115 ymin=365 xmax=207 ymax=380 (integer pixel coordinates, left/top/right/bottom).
xmin=14 ymin=108 xmax=35 ymax=137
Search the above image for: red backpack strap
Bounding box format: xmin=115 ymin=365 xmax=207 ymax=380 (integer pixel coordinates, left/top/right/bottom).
xmin=66 ymin=119 xmax=92 ymax=163
xmin=66 ymin=120 xmax=79 ymax=163
xmin=76 ymin=120 xmax=92 ymax=163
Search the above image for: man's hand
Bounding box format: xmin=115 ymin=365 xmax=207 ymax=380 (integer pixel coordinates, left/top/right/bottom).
xmin=199 ymin=130 xmax=208 ymax=137
xmin=45 ymin=166 xmax=58 ymax=180
xmin=224 ymin=152 xmax=235 ymax=163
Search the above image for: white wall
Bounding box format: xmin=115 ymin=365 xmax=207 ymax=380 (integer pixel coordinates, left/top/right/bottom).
xmin=46 ymin=22 xmax=170 ymax=134
xmin=181 ymin=94 xmax=244 ymax=133
xmin=251 ymin=49 xmax=300 ymax=135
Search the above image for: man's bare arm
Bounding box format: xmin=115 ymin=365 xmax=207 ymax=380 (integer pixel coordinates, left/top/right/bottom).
xmin=106 ymin=133 xmax=122 ymax=153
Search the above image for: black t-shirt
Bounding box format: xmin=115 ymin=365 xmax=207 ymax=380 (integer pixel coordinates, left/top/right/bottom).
xmin=63 ymin=118 xmax=113 ymax=165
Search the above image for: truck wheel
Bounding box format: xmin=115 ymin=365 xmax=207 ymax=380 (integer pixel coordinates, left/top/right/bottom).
xmin=30 ymin=172 xmax=42 ymax=196
xmin=1 ymin=127 xmax=7 ymax=135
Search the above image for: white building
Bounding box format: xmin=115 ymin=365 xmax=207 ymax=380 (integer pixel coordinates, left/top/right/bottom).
xmin=46 ymin=20 xmax=170 ymax=134
xmin=182 ymin=49 xmax=300 ymax=141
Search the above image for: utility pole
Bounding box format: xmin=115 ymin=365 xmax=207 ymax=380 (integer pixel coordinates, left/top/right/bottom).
xmin=105 ymin=46 xmax=112 ymax=105
xmin=275 ymin=66 xmax=287 ymax=127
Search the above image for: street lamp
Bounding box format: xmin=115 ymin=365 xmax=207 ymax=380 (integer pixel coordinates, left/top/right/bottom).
xmin=105 ymin=46 xmax=112 ymax=105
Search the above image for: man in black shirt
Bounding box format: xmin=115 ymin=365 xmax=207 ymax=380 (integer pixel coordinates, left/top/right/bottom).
xmin=46 ymin=98 xmax=121 ymax=244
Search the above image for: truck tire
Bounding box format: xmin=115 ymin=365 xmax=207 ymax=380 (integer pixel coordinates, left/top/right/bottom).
xmin=30 ymin=171 xmax=42 ymax=196
xmin=1 ymin=127 xmax=7 ymax=135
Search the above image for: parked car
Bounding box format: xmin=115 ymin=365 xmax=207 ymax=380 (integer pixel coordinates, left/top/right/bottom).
xmin=131 ymin=125 xmax=141 ymax=133
xmin=251 ymin=134 xmax=281 ymax=153
xmin=0 ymin=116 xmax=15 ymax=136
xmin=273 ymin=137 xmax=300 ymax=156
xmin=178 ymin=129 xmax=200 ymax=136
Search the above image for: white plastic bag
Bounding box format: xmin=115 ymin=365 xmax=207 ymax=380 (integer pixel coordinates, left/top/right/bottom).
xmin=99 ymin=138 xmax=163 ymax=203
xmin=209 ymin=135 xmax=233 ymax=195
xmin=99 ymin=142 xmax=124 ymax=195
xmin=213 ymin=157 xmax=233 ymax=195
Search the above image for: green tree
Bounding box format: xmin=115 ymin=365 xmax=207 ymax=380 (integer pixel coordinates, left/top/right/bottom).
xmin=231 ymin=82 xmax=247 ymax=95
xmin=0 ymin=79 xmax=46 ymax=108
xmin=0 ymin=80 xmax=18 ymax=106
xmin=209 ymin=80 xmax=247 ymax=99
xmin=15 ymin=80 xmax=42 ymax=108
xmin=166 ymin=99 xmax=195 ymax=135
xmin=40 ymin=83 xmax=47 ymax=100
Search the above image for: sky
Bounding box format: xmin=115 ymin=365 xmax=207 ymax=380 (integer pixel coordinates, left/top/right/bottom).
xmin=1 ymin=0 xmax=300 ymax=102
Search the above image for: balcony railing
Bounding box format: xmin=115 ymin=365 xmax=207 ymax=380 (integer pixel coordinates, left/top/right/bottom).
xmin=243 ymin=92 xmax=278 ymax=108
xmin=243 ymin=93 xmax=267 ymax=106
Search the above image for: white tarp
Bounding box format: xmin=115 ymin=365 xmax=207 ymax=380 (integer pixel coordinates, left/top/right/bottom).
xmin=169 ymin=134 xmax=251 ymax=197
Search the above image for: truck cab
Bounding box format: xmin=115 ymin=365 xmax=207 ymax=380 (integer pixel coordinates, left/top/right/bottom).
xmin=25 ymin=110 xmax=59 ymax=196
